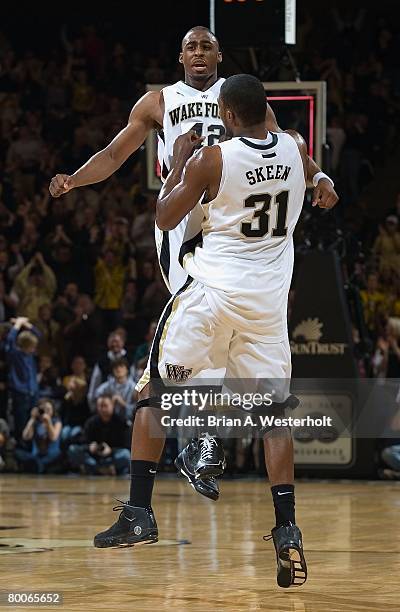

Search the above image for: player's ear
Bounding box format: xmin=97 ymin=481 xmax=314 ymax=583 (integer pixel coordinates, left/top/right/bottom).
xmin=217 ymin=51 xmax=222 ymax=64
xmin=179 ymin=52 xmax=183 ymax=64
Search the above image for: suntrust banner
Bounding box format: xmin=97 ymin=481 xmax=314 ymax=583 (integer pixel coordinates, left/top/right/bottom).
xmin=289 ymin=251 xmax=359 ymax=377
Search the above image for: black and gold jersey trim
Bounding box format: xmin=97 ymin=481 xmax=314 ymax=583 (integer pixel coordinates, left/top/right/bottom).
xmin=239 ymin=133 xmax=278 ymax=150
xmin=159 ymin=231 xmax=170 ymax=280
xmin=161 ymin=161 xmax=169 ymax=180
xmin=178 ymin=230 xmax=203 ymax=266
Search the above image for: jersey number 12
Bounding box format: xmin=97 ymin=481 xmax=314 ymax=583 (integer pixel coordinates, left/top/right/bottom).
xmin=240 ymin=191 xmax=289 ymax=238
xmin=192 ymin=122 xmax=225 ymax=146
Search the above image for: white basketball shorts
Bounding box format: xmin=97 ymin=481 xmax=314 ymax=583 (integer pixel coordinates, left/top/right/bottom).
xmin=136 ymin=279 xmax=291 ymax=401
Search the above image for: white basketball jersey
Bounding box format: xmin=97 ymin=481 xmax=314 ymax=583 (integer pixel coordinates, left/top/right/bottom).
xmin=155 ymin=78 xmax=225 ymax=293
xmin=183 ymin=132 xmax=306 ymax=340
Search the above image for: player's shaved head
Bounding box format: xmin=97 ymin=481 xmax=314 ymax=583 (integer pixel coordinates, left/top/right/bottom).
xmin=181 ymin=26 xmax=220 ymax=50
xmin=220 ymin=74 xmax=267 ymax=127
xmin=179 ymin=25 xmax=222 ymax=83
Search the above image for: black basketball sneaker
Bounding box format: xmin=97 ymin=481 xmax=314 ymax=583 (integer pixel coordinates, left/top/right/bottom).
xmin=175 ymin=440 xmax=220 ymax=501
xmin=94 ymin=501 xmax=158 ymax=548
xmin=264 ymin=523 xmax=307 ymax=588
xmin=176 ymin=434 xmax=225 ymax=479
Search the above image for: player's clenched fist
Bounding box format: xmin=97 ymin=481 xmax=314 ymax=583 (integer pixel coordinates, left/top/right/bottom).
xmin=49 ymin=174 xmax=75 ymax=198
xmin=312 ymin=179 xmax=339 ymax=209
xmin=172 ymin=131 xmax=204 ymax=166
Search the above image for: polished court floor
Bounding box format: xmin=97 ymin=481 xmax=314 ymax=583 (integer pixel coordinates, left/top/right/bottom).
xmin=1 ymin=475 xmax=400 ymax=611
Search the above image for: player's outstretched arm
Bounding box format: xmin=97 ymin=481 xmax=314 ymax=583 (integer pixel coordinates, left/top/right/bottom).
xmin=156 ymin=132 xmax=221 ymax=231
xmin=266 ymin=103 xmax=338 ymax=209
xmin=49 ymin=91 xmax=162 ymax=198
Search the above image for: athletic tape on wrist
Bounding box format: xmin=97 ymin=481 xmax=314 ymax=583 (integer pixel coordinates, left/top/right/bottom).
xmin=312 ymin=171 xmax=334 ymax=188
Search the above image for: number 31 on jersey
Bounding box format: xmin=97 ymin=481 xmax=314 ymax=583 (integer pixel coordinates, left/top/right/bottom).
xmin=241 ymin=191 xmax=289 ymax=238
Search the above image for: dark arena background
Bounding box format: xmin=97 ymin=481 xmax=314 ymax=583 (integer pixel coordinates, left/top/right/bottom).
xmin=1 ymin=0 xmax=400 ymax=610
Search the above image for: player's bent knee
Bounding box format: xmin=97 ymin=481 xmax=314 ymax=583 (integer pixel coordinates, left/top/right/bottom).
xmin=254 ymin=394 xmax=299 ymax=438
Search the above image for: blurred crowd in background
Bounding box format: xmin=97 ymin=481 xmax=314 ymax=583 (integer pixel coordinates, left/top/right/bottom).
xmin=1 ymin=4 xmax=400 ymax=477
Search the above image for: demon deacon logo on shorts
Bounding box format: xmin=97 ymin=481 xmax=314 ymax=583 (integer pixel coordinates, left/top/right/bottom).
xmin=165 ymin=363 xmax=193 ymax=382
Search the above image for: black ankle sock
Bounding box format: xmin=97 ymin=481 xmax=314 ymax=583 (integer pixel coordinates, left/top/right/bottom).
xmin=271 ymin=484 xmax=295 ymax=527
xmin=129 ymin=460 xmax=158 ymax=508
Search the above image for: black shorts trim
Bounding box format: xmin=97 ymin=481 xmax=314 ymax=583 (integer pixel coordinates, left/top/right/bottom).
xmin=159 ymin=230 xmax=170 ymax=281
xmin=149 ymin=277 xmax=193 ymax=384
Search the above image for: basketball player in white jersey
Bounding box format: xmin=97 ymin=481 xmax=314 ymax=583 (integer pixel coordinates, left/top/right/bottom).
xmin=95 ymin=74 xmax=312 ymax=587
xmin=49 ymin=27 xmax=337 ymax=503
xmin=155 ymin=72 xmax=225 ymax=294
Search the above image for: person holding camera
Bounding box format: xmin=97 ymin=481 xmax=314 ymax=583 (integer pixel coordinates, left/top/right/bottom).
xmin=15 ymin=398 xmax=62 ymax=473
xmin=67 ymin=394 xmax=130 ymax=475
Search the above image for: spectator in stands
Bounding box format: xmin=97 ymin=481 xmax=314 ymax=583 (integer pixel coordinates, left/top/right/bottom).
xmin=94 ymin=357 xmax=135 ymax=421
xmin=94 ymin=248 xmax=128 ymax=333
xmin=373 ymin=216 xmax=400 ymax=279
xmin=63 ymin=294 xmax=104 ymax=366
xmin=383 ymin=274 xmax=400 ymax=320
xmin=120 ymin=280 xmax=137 ymax=318
xmin=5 ymin=125 xmax=44 ymax=197
xmin=0 ymin=277 xmax=15 ymax=322
xmin=327 ymin=114 xmax=346 ymax=177
xmin=379 ymin=407 xmax=400 ymax=480
xmin=18 ymin=218 xmax=40 ymax=263
xmin=52 ymin=282 xmax=79 ymax=327
xmin=49 ymin=241 xmax=80 ymax=295
xmin=360 ymin=272 xmax=385 ymax=338
xmin=0 ymin=324 xmax=9 ymax=419
xmin=119 ymin=279 xmax=147 ymax=346
xmin=11 ymin=252 xmax=57 ymax=321
xmin=381 ymin=443 xmax=400 ymax=479
xmin=4 ymin=316 xmax=40 ymax=440
xmin=136 ymin=260 xmax=156 ymax=298
xmin=140 ymin=267 xmax=170 ymax=321
xmin=61 ymin=355 xmax=90 ymax=445
xmin=130 ymin=194 xmax=156 ymax=258
xmin=35 ymin=302 xmax=61 ymax=360
xmin=0 ymin=418 xmax=17 ymax=472
xmin=70 ymin=70 xmax=95 ymax=115
xmin=113 ymin=325 xmax=128 ymax=347
xmin=87 ymin=330 xmax=133 ymax=407
xmin=133 ymin=320 xmax=157 ymax=373
xmin=15 ymin=398 xmax=62 ymax=473
xmin=102 ymin=215 xmax=132 ymax=264
xmin=387 ymin=333 xmax=400 ymax=378
xmin=372 ymin=317 xmax=400 ymax=378
xmin=0 ymin=248 xmax=23 ymax=294
xmin=386 ymin=192 xmax=400 ymax=223
xmin=37 ymin=354 xmax=63 ymax=402
xmin=67 ymin=394 xmax=130 ymax=475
